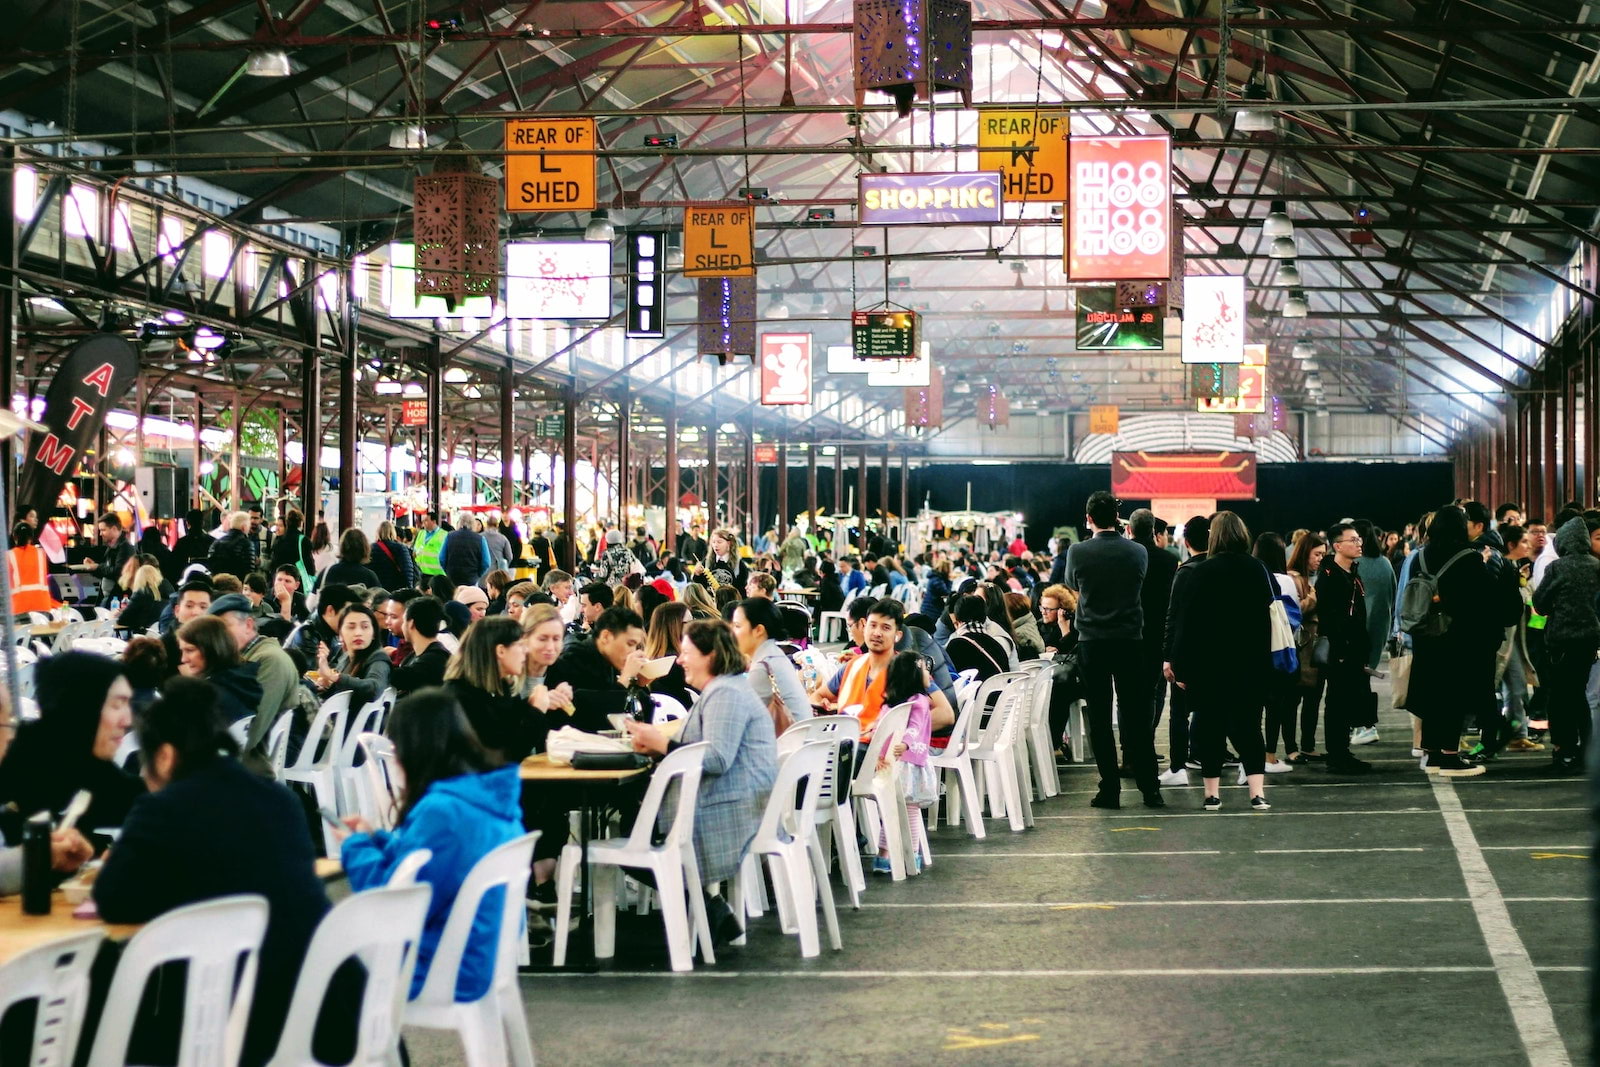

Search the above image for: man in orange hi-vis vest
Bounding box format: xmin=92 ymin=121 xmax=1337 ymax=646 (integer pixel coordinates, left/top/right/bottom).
xmin=809 ymin=598 xmax=954 ymax=742
xmin=8 ymin=521 xmax=61 ymax=615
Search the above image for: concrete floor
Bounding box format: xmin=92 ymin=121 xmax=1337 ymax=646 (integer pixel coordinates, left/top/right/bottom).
xmin=405 ymin=670 xmax=1593 ymax=1066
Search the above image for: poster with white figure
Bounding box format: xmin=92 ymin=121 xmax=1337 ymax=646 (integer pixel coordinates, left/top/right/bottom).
xmin=760 ymin=333 xmax=813 ymax=405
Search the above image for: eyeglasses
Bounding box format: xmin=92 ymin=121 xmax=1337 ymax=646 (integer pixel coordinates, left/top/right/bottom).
xmin=1335 ymin=537 xmax=1362 ymax=545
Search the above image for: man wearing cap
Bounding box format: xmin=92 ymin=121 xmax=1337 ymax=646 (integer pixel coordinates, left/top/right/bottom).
xmin=210 ymin=593 xmax=299 ymax=768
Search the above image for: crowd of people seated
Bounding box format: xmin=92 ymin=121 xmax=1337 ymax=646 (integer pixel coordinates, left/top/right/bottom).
xmin=0 ymin=493 xmax=1582 ymax=1062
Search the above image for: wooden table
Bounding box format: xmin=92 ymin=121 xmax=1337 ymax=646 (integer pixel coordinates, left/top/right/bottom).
xmin=27 ymin=620 xmax=67 ymax=638
xmin=777 ymin=588 xmax=820 ymax=598
xmin=0 ymin=858 xmax=347 ymax=968
xmin=518 ymin=753 xmax=651 ymax=972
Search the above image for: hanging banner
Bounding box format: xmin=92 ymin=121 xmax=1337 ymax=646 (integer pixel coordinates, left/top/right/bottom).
xmin=1198 ymin=343 xmax=1268 ymax=413
xmin=1065 ymin=135 xmax=1172 ymax=280
xmin=1088 ymin=405 xmax=1120 ymax=435
xmin=759 ymin=333 xmax=813 ymax=405
xmin=1111 ymin=451 xmax=1257 ymax=501
xmin=18 ymin=334 xmax=139 ymax=516
xmin=858 ymin=173 xmax=1003 ymax=225
xmin=976 ymin=110 xmax=1069 ymax=203
xmin=683 ymin=205 xmax=755 ymax=278
xmin=1181 ymin=274 xmax=1247 ymax=364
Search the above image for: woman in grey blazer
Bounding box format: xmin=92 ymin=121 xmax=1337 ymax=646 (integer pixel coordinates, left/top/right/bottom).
xmin=628 ymin=618 xmax=778 ymax=942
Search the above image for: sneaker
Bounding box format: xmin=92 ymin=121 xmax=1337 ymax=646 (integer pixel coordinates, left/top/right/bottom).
xmin=1264 ymin=759 xmax=1293 ymax=774
xmin=1411 ymin=747 xmax=1425 ymax=758
xmin=1222 ymin=752 xmax=1242 ymax=767
xmin=1184 ymin=759 xmax=1201 ymax=771
xmin=872 ymin=855 xmax=893 ymax=874
xmin=1157 ymin=767 xmax=1190 ymax=786
xmin=1249 ymin=795 xmax=1271 ymax=811
xmin=1325 ymin=755 xmax=1372 ymax=775
xmin=1433 ymin=753 xmax=1487 ymax=778
xmin=526 ymin=879 xmax=559 ymax=912
xmin=1506 ymin=737 xmax=1546 ymax=752
xmin=1090 ymin=791 xmax=1121 ymax=810
xmin=1535 ymin=758 xmax=1582 ymax=777
xmin=1202 ymin=795 xmax=1222 ymax=811
xmin=1350 ymin=726 xmax=1379 ymax=746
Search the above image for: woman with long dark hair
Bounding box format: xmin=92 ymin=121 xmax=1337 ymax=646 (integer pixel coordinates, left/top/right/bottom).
xmin=1285 ymin=531 xmax=1327 ymax=763
xmin=1166 ymin=512 xmax=1274 ymax=810
xmin=1410 ymin=505 xmax=1500 ymax=777
xmin=176 ymin=614 xmax=264 ymax=725
xmin=94 ymin=677 xmax=331 ymax=1067
xmin=312 ymin=602 xmax=391 ymax=708
xmin=338 ymin=688 xmax=523 ymax=1000
xmin=1252 ymin=532 xmax=1298 ymax=775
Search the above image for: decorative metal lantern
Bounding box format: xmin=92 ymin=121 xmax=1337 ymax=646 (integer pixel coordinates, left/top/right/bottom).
xmin=697 ymin=275 xmax=758 ymax=364
xmin=1188 ymin=363 xmax=1240 ymax=401
xmin=977 ymin=383 xmax=1008 ymax=430
xmin=412 ymin=140 xmax=499 ymax=310
xmin=853 ymin=0 xmax=973 ymax=117
xmin=906 ymin=365 xmax=943 ymax=430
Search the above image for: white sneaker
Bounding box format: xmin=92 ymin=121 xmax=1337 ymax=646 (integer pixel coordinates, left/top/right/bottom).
xmin=1351 ymin=727 xmax=1379 ymax=746
xmin=1263 ymin=759 xmax=1293 ymax=774
xmin=1158 ymin=767 xmax=1189 ymax=786
xmin=1411 ymin=747 xmax=1424 ymax=758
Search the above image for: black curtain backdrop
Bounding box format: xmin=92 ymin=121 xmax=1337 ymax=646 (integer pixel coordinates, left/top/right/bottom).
xmin=746 ymin=460 xmax=1455 ymax=551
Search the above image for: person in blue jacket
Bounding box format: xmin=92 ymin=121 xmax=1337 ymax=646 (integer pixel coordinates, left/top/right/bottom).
xmin=337 ymin=687 xmax=523 ymax=1000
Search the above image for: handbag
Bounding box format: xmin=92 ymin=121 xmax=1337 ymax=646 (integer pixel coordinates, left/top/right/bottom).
xmin=1311 ymin=635 xmax=1331 ymax=668
xmin=1390 ymin=649 xmax=1413 ymax=710
xmin=1269 ymin=599 xmax=1299 ymax=674
xmin=752 ymin=660 xmax=795 ymax=736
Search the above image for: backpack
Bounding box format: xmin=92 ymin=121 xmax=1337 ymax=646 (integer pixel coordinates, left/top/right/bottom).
xmin=1399 ymin=548 xmax=1478 ymax=637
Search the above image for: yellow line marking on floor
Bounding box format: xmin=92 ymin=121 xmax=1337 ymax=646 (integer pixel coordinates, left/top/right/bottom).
xmin=1109 ymin=826 xmax=1160 ymax=832
xmin=1049 ymin=904 xmax=1117 ymax=911
xmin=1529 ymin=853 xmax=1585 ymax=860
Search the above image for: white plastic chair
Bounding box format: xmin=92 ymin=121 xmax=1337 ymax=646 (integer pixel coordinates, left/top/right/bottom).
xmin=281 ymin=691 xmax=353 ymax=853
xmin=0 ymin=929 xmax=105 ymax=1067
xmin=736 ymin=740 xmax=842 ymax=957
xmin=355 ymin=732 xmax=402 ymax=830
xmin=1020 ymin=660 xmax=1061 ymax=798
xmin=336 ymin=696 xmax=389 ymax=815
xmin=405 ymin=832 xmax=539 ymax=1067
xmin=849 ymin=702 xmax=916 ymax=881
xmin=227 ymin=718 xmax=252 ymax=750
xmin=650 ymin=692 xmax=690 ymax=723
xmin=267 ymin=714 xmax=293 ymax=779
xmin=265 ymin=885 xmax=431 ymax=1067
xmin=929 ymin=684 xmax=988 ymax=838
xmin=816 ymin=588 xmax=859 ymax=644
xmin=575 ymin=742 xmax=714 ymax=972
xmin=776 ymin=714 xmax=865 ymax=907
xmin=387 ymin=848 xmax=434 ymax=887
xmin=87 ymin=895 xmax=270 ymax=1067
xmin=967 ymin=675 xmax=1033 ymax=833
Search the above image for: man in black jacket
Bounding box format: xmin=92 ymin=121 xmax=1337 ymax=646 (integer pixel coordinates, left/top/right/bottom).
xmin=1160 ymin=515 xmax=1210 ymax=782
xmin=1064 ymin=491 xmax=1162 ymax=810
xmin=206 ymin=511 xmax=256 ymax=579
xmin=1314 ymin=522 xmax=1373 ymax=774
xmin=287 ymin=584 xmax=358 ymax=672
xmin=545 ymin=605 xmax=648 ymax=730
xmin=1130 ymin=509 xmax=1178 ymax=780
xmin=69 ymin=512 xmax=136 ymax=599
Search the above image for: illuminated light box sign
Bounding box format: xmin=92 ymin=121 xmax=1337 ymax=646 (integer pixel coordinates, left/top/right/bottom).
xmin=851 ymin=309 xmax=919 ymax=360
xmin=1111 ymin=451 xmax=1257 ymax=501
xmin=1066 ymin=135 xmax=1172 ymax=280
xmin=1075 ymin=286 xmax=1164 ymax=351
xmin=859 ymin=172 xmax=1003 ymax=226
xmin=760 ymin=333 xmax=813 ymax=405
xmin=1181 ymin=274 xmax=1246 ymax=364
xmin=626 ymin=231 xmax=666 ymax=338
xmin=867 ymin=342 xmax=931 ymax=387
xmin=386 ymin=243 xmax=494 ymax=319
xmin=1197 ymin=343 xmax=1267 ymax=414
xmin=504 ymin=241 xmax=612 ymax=319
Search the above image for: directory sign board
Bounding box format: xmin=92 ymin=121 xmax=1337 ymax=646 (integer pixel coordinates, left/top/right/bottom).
xmin=851 ymin=309 xmax=919 ymax=360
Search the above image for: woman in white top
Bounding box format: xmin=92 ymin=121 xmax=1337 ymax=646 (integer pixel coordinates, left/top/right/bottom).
xmin=730 ymin=597 xmax=811 ymax=726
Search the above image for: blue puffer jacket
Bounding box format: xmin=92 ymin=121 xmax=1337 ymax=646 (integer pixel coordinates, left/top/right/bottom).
xmin=341 ymin=765 xmax=523 ymax=1001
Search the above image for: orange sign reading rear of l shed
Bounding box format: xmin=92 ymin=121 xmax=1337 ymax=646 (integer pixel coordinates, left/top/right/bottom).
xmin=683 ymin=205 xmax=755 ymax=278
xmin=505 ymin=118 xmax=597 ymax=212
